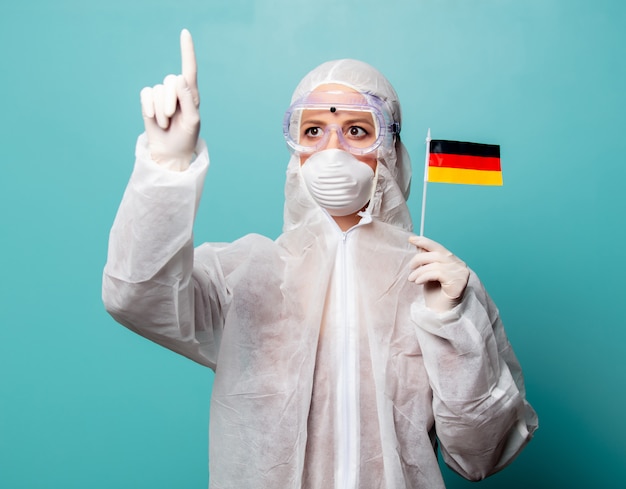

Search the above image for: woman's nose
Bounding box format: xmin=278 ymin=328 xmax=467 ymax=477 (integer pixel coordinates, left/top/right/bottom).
xmin=325 ymin=127 xmax=342 ymax=149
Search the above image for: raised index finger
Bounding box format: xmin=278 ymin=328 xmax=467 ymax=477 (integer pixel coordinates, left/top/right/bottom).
xmin=180 ymin=29 xmax=199 ymax=105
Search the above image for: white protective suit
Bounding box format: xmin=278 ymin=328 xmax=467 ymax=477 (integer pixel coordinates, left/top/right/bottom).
xmin=103 ymin=59 xmax=538 ymax=488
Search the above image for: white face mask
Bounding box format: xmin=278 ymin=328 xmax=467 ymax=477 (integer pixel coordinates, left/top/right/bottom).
xmin=300 ymin=149 xmax=376 ymax=217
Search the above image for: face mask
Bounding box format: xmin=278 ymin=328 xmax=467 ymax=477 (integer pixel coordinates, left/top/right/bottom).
xmin=300 ymin=149 xmax=376 ymax=217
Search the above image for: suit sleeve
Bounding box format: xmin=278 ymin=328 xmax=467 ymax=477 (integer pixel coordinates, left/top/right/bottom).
xmin=102 ymin=133 xmax=229 ymax=369
xmin=411 ymin=271 xmax=538 ymax=481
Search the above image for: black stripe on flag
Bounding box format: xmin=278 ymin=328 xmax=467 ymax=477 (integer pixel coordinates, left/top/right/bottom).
xmin=430 ymin=140 xmax=500 ymax=158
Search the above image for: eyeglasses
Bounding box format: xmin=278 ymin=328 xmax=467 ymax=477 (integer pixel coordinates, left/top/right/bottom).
xmin=283 ymin=90 xmax=400 ymax=156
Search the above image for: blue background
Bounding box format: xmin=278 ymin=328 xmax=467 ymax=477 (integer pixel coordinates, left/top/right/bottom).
xmin=1 ymin=0 xmax=624 ymax=487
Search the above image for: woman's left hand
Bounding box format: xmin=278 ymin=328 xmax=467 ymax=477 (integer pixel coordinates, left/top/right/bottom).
xmin=408 ymin=236 xmax=470 ymax=312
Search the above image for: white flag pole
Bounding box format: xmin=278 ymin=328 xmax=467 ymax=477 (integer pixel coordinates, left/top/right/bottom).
xmin=419 ymin=128 xmax=431 ymax=236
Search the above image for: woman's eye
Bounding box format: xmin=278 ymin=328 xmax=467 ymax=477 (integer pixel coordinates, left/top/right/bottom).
xmin=304 ymin=127 xmax=323 ymax=138
xmin=347 ymin=126 xmax=367 ymax=139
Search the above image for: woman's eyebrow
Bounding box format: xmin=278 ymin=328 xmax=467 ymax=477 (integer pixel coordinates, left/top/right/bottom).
xmin=343 ymin=116 xmax=375 ymax=126
xmin=300 ymin=115 xmax=375 ymax=127
xmin=300 ymin=118 xmax=327 ymax=127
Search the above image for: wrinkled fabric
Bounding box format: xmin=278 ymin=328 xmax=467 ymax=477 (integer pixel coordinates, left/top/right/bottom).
xmin=103 ymin=60 xmax=537 ymax=488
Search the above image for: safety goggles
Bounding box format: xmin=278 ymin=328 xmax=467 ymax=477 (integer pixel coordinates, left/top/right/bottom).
xmin=283 ymin=90 xmax=400 ymax=156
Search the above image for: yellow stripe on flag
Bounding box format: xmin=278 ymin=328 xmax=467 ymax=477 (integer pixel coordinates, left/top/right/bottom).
xmin=428 ymin=167 xmax=503 ymax=186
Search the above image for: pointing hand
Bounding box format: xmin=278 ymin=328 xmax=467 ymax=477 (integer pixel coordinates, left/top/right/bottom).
xmin=140 ymin=29 xmax=200 ymax=171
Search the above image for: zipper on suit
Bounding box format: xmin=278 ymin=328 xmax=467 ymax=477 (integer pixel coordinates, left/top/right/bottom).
xmin=336 ymin=229 xmax=358 ymax=489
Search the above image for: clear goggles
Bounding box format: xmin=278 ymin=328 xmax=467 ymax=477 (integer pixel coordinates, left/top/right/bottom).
xmin=283 ymin=90 xmax=400 ymax=156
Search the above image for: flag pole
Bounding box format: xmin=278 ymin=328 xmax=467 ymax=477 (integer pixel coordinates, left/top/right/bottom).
xmin=419 ymin=128 xmax=431 ymax=236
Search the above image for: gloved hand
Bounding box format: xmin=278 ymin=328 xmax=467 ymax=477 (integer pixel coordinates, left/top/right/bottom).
xmin=140 ymin=29 xmax=200 ymax=171
xmin=408 ymin=235 xmax=470 ymax=313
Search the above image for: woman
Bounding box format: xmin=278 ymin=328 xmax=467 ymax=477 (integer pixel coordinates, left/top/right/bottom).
xmin=103 ymin=29 xmax=537 ymax=488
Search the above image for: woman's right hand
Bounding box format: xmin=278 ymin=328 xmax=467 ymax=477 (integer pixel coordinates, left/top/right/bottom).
xmin=140 ymin=29 xmax=200 ymax=171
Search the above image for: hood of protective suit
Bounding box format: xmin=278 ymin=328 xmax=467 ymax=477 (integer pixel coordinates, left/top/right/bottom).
xmin=283 ymin=59 xmax=413 ymax=233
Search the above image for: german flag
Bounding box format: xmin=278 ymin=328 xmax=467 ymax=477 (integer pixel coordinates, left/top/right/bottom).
xmin=428 ymin=139 xmax=502 ymax=186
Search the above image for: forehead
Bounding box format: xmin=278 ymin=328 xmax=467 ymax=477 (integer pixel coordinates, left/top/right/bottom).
xmin=298 ymin=83 xmax=375 ymax=125
xmin=299 ymin=108 xmax=375 ymax=126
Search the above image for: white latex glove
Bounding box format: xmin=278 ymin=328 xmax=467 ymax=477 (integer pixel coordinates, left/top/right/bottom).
xmin=408 ymin=235 xmax=470 ymax=313
xmin=140 ymin=29 xmax=200 ymax=171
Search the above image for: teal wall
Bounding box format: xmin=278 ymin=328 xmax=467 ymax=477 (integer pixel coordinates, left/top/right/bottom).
xmin=1 ymin=1 xmax=624 ymax=487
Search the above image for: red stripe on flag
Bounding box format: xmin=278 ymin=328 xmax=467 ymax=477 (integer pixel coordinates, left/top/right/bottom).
xmin=429 ymin=153 xmax=501 ymax=172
